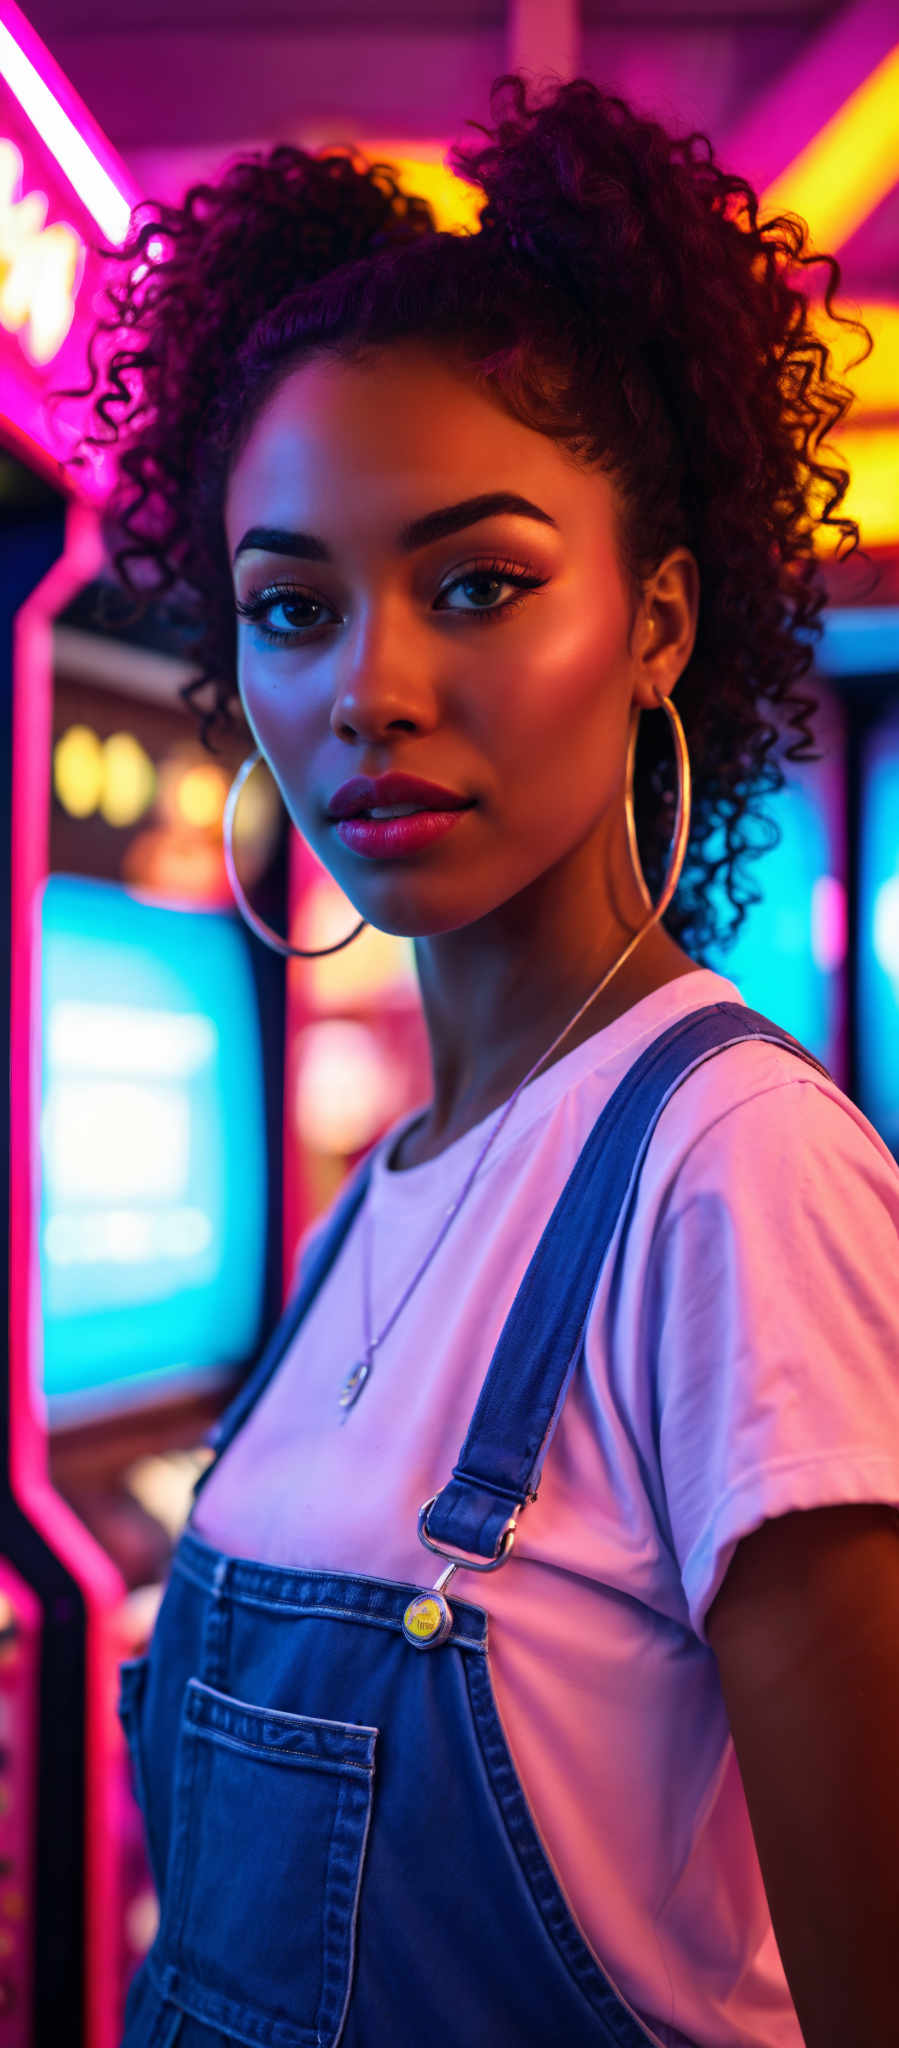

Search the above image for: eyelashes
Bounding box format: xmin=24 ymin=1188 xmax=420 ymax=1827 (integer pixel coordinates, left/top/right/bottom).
xmin=233 ymin=557 xmax=548 ymax=646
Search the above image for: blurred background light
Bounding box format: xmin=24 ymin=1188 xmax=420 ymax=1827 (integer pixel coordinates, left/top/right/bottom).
xmin=293 ymin=1018 xmax=405 ymax=1155
xmin=99 ymin=731 xmax=156 ymax=827
xmin=174 ymin=761 xmax=228 ymax=830
xmin=53 ymin=720 xmax=103 ymax=816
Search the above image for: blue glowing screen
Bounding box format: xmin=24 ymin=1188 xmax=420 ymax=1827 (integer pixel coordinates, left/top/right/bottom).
xmin=698 ymin=694 xmax=847 ymax=1079
xmin=856 ymin=707 xmax=899 ymax=1158
xmin=39 ymin=876 xmax=268 ymax=1424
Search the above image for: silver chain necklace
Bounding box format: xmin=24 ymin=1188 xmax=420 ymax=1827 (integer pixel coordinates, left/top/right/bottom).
xmin=339 ymin=928 xmax=655 ymax=1416
xmin=336 ymin=680 xmax=690 ymax=1418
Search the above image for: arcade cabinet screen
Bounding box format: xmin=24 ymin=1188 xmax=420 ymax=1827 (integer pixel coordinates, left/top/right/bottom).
xmin=38 ymin=874 xmax=268 ymax=1426
xmin=856 ymin=701 xmax=899 ymax=1158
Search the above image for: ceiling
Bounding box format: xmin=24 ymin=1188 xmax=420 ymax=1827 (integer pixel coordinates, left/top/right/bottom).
xmin=16 ymin=0 xmax=895 ymax=292
xmin=5 ymin=0 xmax=894 ymax=619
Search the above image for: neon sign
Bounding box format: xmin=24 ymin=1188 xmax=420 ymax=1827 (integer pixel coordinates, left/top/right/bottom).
xmin=0 ymin=136 xmax=84 ymax=366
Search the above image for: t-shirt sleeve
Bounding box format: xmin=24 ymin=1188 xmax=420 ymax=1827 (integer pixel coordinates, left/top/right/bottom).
xmin=648 ymin=1075 xmax=899 ymax=1646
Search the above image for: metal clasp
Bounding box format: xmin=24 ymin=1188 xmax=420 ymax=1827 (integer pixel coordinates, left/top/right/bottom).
xmin=401 ymin=1496 xmax=520 ymax=1650
xmin=416 ymin=1493 xmax=519 ymax=1573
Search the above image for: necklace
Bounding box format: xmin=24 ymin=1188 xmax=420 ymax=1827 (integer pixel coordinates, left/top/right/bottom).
xmin=335 ymin=682 xmax=691 ymax=1416
xmin=339 ymin=948 xmax=650 ymax=1416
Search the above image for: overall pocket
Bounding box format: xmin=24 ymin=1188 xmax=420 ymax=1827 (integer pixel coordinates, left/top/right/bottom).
xmin=118 ymin=1655 xmax=166 ymax=1900
xmin=157 ymin=1678 xmax=377 ymax=2048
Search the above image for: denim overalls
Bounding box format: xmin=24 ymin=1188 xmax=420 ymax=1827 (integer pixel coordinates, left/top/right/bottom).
xmin=117 ymin=1002 xmax=831 ymax=2048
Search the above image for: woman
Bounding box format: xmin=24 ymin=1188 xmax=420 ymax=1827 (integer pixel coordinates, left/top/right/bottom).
xmin=64 ymin=72 xmax=899 ymax=2048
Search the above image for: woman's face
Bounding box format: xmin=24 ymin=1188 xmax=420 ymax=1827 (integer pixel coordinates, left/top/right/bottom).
xmin=224 ymin=342 xmax=697 ymax=943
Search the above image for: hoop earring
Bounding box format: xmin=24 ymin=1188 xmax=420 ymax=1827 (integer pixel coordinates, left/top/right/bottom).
xmin=222 ymin=751 xmax=368 ymax=959
xmin=625 ymin=684 xmax=692 ymax=929
xmin=222 ymin=696 xmax=691 ymax=962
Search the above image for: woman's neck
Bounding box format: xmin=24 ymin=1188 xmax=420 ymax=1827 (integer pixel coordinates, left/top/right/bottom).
xmin=392 ymin=931 xmax=704 ymax=1170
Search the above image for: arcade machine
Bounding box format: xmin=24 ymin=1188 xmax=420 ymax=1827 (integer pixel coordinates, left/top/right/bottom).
xmin=1 ymin=6 xmax=141 ymax=2041
xmin=34 ymin=601 xmax=295 ymax=2043
xmin=0 ymin=7 xmax=294 ymax=2045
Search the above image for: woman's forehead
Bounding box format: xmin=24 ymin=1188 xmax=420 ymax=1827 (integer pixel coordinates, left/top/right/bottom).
xmin=225 ymin=360 xmax=617 ymax=557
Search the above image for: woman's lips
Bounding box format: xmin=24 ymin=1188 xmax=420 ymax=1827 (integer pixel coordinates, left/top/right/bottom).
xmin=334 ymin=807 xmax=474 ymax=858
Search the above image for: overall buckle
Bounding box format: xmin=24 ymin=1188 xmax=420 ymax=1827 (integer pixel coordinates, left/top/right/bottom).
xmin=401 ymin=1495 xmax=519 ymax=1650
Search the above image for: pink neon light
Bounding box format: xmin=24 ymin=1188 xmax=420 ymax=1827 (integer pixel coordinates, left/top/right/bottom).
xmin=9 ymin=498 xmax=126 ymax=2048
xmin=0 ymin=2 xmax=139 ymax=491
xmin=0 ymin=0 xmax=137 ymax=240
xmin=0 ymin=1560 xmax=41 ymax=2046
xmin=811 ymin=873 xmax=849 ymax=974
xmin=0 ymin=137 xmax=86 ymax=367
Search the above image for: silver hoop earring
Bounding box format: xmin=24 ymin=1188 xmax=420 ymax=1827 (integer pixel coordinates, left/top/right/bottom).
xmin=222 ymin=750 xmax=369 ymax=959
xmin=625 ymin=685 xmax=692 ymax=927
xmin=222 ymin=700 xmax=691 ymax=962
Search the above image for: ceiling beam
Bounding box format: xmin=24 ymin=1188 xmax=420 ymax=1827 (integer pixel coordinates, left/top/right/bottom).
xmin=505 ymin=0 xmax=580 ymax=83
xmin=723 ymin=0 xmax=898 ymax=231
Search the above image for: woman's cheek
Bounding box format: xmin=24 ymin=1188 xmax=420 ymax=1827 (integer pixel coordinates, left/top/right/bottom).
xmin=238 ymin=664 xmax=295 ymax=754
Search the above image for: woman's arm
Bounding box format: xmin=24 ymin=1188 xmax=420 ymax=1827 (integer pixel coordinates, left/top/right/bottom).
xmin=706 ymin=1500 xmax=899 ymax=2048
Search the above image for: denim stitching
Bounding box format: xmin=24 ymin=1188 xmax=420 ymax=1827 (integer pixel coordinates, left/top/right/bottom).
xmin=319 ymin=1769 xmax=374 ymax=2039
xmin=464 ymin=1654 xmax=664 ymax=2047
xmin=187 ymin=1724 xmax=374 ymax=1776
xmin=118 ymin=1657 xmax=167 ymax=1902
xmin=164 ymin=1714 xmax=202 ymax=1980
xmin=173 ymin=1552 xmax=487 ymax=1650
xmin=186 ymin=1678 xmax=377 ymax=1757
xmin=149 ymin=1952 xmax=319 ymax=2047
xmin=152 ymin=1690 xmax=375 ymax=2048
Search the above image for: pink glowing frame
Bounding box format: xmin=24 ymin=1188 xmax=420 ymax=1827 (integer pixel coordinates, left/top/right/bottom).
xmin=0 ymin=0 xmax=140 ymax=495
xmin=0 ymin=1559 xmax=40 ymax=2048
xmin=0 ymin=0 xmax=134 ymax=241
xmin=7 ymin=499 xmax=129 ymax=2048
xmin=1 ymin=14 xmax=141 ymax=2040
xmin=2 ymin=4 xmax=898 ymax=2045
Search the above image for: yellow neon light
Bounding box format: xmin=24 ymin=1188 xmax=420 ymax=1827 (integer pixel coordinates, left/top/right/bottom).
xmin=813 ymin=426 xmax=899 ymax=553
xmin=804 ymin=300 xmax=899 ymax=546
xmin=99 ymin=733 xmax=156 ymax=828
xmin=806 ymin=299 xmax=899 ymax=418
xmin=372 ymin=148 xmax=897 ymax=413
xmin=176 ymin=762 xmax=228 ymax=829
xmin=760 ymin=43 xmax=899 ymax=254
xmin=355 ymin=143 xmax=485 ymax=237
xmin=53 ymin=724 xmax=103 ymax=817
xmin=378 ymin=149 xmax=899 ymax=544
xmin=0 ymin=136 xmax=84 ymax=363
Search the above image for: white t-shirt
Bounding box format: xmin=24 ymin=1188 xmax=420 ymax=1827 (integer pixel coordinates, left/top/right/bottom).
xmin=191 ymin=968 xmax=899 ymax=2047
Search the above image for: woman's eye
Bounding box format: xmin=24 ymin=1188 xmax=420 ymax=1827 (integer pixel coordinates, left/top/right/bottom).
xmin=234 ymin=588 xmax=327 ymax=641
xmin=234 ymin=561 xmax=547 ymax=645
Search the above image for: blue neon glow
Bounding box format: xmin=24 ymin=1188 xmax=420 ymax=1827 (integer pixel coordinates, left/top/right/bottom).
xmin=699 ymin=761 xmax=844 ymax=1074
xmin=856 ymin=709 xmax=899 ymax=1156
xmin=39 ymin=875 xmax=268 ymax=1424
xmin=804 ymin=607 xmax=899 ymax=677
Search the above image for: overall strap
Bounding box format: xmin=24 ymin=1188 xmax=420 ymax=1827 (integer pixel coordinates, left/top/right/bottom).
xmin=190 ymin=1144 xmax=376 ymax=1505
xmin=424 ymin=1002 xmax=833 ymax=1563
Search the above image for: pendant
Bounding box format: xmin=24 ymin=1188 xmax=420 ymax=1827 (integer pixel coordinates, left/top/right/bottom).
xmin=339 ymin=1359 xmax=371 ymax=1415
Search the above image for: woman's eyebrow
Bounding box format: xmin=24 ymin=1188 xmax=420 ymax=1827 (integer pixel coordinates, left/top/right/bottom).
xmin=232 ymin=491 xmax=559 ymax=566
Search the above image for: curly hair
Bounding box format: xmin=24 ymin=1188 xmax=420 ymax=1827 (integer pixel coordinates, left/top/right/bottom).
xmin=50 ymin=70 xmax=878 ymax=962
